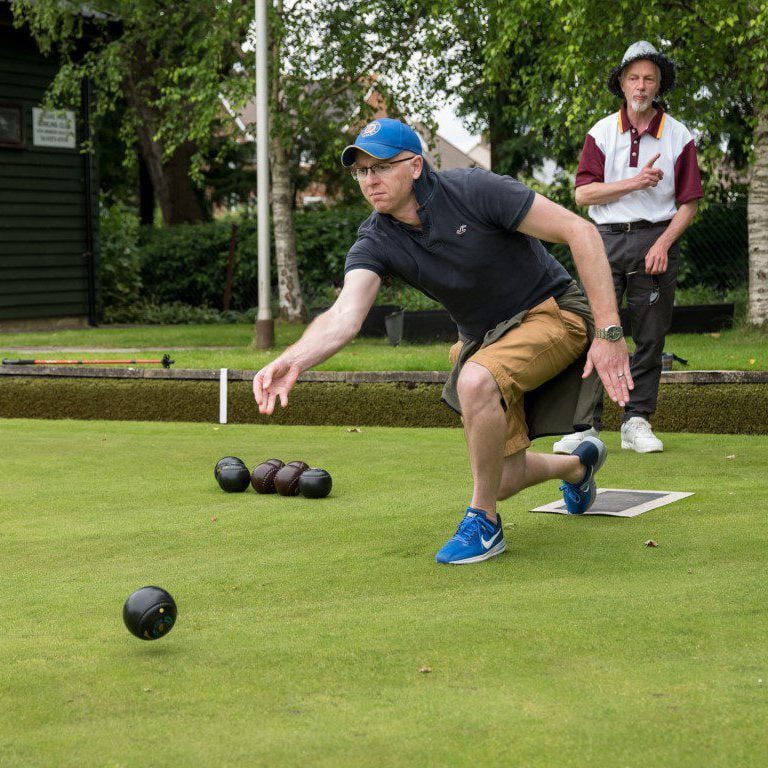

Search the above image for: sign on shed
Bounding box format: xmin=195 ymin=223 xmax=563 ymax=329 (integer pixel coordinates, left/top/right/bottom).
xmin=32 ymin=108 xmax=76 ymax=149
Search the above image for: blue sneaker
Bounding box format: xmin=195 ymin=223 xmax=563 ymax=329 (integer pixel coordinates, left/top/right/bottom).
xmin=559 ymin=436 xmax=607 ymax=514
xmin=435 ymin=508 xmax=505 ymax=564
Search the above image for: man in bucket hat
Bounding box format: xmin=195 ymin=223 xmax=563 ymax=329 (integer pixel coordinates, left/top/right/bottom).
xmin=253 ymin=116 xmax=633 ymax=565
xmin=554 ymin=41 xmax=702 ymax=455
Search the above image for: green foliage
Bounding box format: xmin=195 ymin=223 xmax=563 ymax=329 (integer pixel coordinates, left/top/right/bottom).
xmin=377 ymin=281 xmax=443 ymax=310
xmin=136 ymin=221 xmax=257 ymax=310
xmin=12 ymin=0 xmax=250 ymax=176
xmin=223 ymin=1 xmax=445 ymax=207
xmin=103 ymin=301 xmax=255 ymax=326
xmin=417 ymin=0 xmax=766 ymax=182
xmin=673 ymin=285 xmax=728 ymax=306
xmin=677 ymin=201 xmax=748 ymax=291
xmin=292 ymin=204 xmax=371 ymax=301
xmin=97 ymin=204 xmax=380 ymax=313
xmin=98 ymin=202 xmax=143 ymax=310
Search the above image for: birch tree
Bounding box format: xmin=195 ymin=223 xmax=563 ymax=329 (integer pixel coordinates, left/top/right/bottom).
xmin=236 ymin=0 xmax=436 ymax=321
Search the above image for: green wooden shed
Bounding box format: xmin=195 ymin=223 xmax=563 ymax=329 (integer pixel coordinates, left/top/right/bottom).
xmin=0 ymin=3 xmax=98 ymax=331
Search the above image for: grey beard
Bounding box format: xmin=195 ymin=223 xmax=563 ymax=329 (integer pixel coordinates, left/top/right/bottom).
xmin=629 ymin=98 xmax=651 ymax=114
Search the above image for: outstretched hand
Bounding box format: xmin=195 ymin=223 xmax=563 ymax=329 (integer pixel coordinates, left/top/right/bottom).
xmin=582 ymin=339 xmax=633 ymax=407
xmin=253 ymin=358 xmax=302 ymax=415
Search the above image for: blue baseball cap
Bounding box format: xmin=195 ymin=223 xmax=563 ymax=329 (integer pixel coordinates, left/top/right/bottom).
xmin=341 ymin=118 xmax=423 ymax=167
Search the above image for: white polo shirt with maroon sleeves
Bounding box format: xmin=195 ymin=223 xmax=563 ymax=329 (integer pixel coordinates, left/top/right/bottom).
xmin=575 ymin=103 xmax=703 ymax=225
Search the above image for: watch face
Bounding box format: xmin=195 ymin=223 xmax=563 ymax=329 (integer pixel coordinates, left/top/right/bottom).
xmin=606 ymin=325 xmax=623 ymax=341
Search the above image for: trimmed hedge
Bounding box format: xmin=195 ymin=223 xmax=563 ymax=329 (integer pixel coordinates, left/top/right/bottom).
xmin=2 ymin=378 xmax=767 ymax=434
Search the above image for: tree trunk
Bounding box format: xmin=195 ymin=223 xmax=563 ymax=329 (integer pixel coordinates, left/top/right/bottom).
xmin=125 ymin=78 xmax=206 ymax=226
xmin=270 ymin=135 xmax=305 ymax=321
xmin=748 ymin=102 xmax=768 ymax=325
xmin=488 ymin=86 xmax=505 ymax=174
xmin=136 ymin=128 xmax=206 ymax=225
xmin=138 ymin=152 xmax=155 ymax=226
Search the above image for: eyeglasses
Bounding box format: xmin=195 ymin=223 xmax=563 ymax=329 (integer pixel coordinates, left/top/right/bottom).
xmin=349 ymin=155 xmax=415 ymax=181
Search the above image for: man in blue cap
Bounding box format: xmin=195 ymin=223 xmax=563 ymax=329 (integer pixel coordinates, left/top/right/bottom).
xmin=254 ymin=117 xmax=632 ymax=565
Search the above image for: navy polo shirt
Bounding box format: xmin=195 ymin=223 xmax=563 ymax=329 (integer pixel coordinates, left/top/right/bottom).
xmin=344 ymin=165 xmax=572 ymax=341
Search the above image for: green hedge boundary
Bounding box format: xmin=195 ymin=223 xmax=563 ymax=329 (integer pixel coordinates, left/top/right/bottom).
xmin=1 ymin=372 xmax=767 ymax=434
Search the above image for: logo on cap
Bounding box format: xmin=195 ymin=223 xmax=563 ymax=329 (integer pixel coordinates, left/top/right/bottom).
xmin=361 ymin=122 xmax=382 ymax=138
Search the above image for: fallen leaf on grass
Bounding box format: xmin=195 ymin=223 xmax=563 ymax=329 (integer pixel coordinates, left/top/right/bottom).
xmin=211 ymin=517 xmax=218 ymax=523
xmin=347 ymin=427 xmax=362 ymax=433
xmin=644 ymin=539 xmax=659 ymax=548
xmin=725 ymin=454 xmax=736 ymax=460
xmin=418 ymin=667 xmax=432 ymax=674
xmin=143 ymin=688 xmax=152 ymax=693
xmin=749 ymin=358 xmax=756 ymax=365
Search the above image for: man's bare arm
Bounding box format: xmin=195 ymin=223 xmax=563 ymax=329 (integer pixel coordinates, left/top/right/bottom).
xmin=253 ymin=269 xmax=381 ymax=414
xmin=519 ymin=194 xmax=620 ymax=328
xmin=281 ymin=269 xmax=380 ymax=370
xmin=517 ymin=193 xmax=632 ymax=406
xmin=575 ymin=152 xmax=663 ymax=206
xmin=643 ymin=200 xmax=698 ymax=275
xmin=650 ymin=198 xmax=698 ymax=251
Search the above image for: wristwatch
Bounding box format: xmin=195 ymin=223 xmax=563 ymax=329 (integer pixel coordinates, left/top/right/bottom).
xmin=595 ymin=325 xmax=624 ymax=341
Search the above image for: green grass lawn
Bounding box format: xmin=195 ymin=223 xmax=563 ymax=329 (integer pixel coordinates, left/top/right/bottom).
xmin=1 ymin=418 xmax=766 ymax=767
xmin=1 ymin=321 xmax=766 ymax=371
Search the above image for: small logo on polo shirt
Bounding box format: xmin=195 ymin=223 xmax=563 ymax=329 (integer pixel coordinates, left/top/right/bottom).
xmin=456 ymin=224 xmax=467 ymax=236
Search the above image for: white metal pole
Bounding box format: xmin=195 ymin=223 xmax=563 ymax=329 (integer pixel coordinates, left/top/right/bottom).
xmin=255 ymin=0 xmax=274 ymax=348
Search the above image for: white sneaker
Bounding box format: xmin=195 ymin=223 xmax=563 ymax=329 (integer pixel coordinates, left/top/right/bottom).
xmin=552 ymin=427 xmax=600 ymax=454
xmin=621 ymin=417 xmax=664 ymax=453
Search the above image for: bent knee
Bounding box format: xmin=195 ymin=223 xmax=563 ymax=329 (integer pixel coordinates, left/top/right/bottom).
xmin=457 ymin=362 xmax=500 ymax=406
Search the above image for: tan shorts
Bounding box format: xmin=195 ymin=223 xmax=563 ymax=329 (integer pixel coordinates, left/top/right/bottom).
xmin=450 ymin=297 xmax=588 ymax=456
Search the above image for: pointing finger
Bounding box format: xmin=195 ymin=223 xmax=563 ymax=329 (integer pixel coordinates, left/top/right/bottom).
xmin=644 ymin=152 xmax=661 ymax=168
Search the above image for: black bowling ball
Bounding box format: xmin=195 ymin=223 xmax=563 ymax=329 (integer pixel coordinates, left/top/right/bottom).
xmin=123 ymin=586 xmax=177 ymax=640
xmin=214 ymin=456 xmax=246 ymax=479
xmin=217 ymin=463 xmax=251 ymax=492
xmin=298 ymin=468 xmax=333 ymax=498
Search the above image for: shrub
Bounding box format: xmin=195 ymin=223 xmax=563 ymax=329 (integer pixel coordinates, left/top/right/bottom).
xmin=138 ymin=222 xmax=258 ymax=311
xmin=293 ymin=204 xmax=370 ymax=304
xmin=99 ymin=203 xmax=143 ymax=311
xmin=98 ymin=204 xmax=372 ymax=316
xmin=103 ymin=300 xmax=256 ymax=325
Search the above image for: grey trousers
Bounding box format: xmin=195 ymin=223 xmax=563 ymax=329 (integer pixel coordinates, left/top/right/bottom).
xmin=593 ymin=224 xmax=679 ymax=429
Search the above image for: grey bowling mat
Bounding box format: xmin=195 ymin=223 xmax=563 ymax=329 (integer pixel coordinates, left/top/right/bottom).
xmin=531 ymin=489 xmax=693 ymax=517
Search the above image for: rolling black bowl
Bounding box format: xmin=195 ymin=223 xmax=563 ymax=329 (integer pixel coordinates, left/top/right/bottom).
xmin=123 ymin=586 xmax=177 ymax=640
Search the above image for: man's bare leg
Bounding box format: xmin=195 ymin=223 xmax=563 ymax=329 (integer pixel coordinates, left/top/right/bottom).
xmin=497 ymin=449 xmax=585 ymax=501
xmin=457 ymin=362 xmax=584 ymax=520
